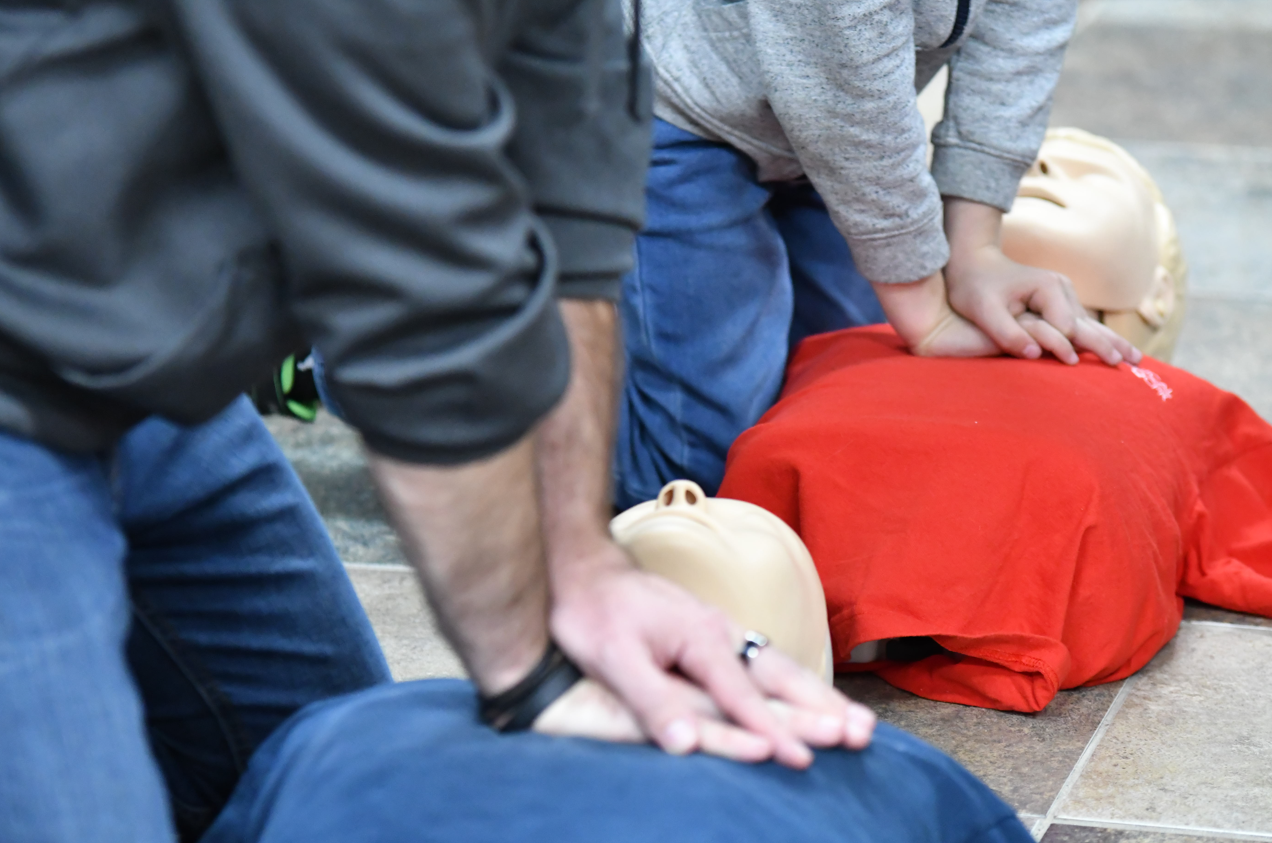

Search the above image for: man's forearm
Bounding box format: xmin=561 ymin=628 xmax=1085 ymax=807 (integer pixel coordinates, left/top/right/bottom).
xmin=368 ymin=437 xmax=550 ymax=695
xmin=535 ymin=299 xmax=627 ymax=581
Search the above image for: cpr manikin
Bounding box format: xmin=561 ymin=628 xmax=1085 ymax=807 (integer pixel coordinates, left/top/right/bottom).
xmin=1002 ymin=128 xmax=1188 ymax=362
xmin=610 ymin=480 xmax=834 ymax=683
xmin=614 ymin=133 xmax=1190 ymax=675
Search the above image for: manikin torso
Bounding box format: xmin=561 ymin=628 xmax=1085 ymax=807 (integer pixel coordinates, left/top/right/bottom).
xmin=612 ymin=131 xmax=1187 ymax=673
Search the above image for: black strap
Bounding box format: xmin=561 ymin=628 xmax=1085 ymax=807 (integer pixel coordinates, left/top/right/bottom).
xmin=628 ymin=0 xmax=644 ymax=119
xmin=939 ymin=0 xmax=971 ymax=48
xmin=479 ymin=641 xmax=583 ymax=732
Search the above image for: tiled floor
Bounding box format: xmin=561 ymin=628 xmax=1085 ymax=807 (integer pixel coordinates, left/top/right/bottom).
xmin=266 ymin=0 xmax=1272 ymax=838
xmin=840 ymin=622 xmax=1272 ymax=841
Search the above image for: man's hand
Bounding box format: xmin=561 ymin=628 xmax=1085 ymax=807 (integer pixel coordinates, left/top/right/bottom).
xmin=942 ymin=197 xmax=1141 ymax=366
xmin=535 ymin=298 xmax=874 ymax=769
xmin=543 ymin=546 xmax=876 ymax=768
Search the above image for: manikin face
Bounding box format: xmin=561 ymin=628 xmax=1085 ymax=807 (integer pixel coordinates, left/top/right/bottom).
xmin=610 ymin=481 xmax=834 ymax=682
xmin=1003 ymin=136 xmax=1163 ymax=313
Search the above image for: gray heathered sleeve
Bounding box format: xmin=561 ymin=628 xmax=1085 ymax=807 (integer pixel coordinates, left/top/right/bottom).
xmin=747 ymin=0 xmax=948 ymax=284
xmin=165 ymin=0 xmax=637 ymax=464
xmin=931 ymin=0 xmax=1076 ymax=211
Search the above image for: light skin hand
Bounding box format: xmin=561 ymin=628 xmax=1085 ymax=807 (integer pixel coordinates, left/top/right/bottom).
xmin=942 ymin=197 xmax=1142 ymax=367
xmin=871 ymin=270 xmax=1000 ymax=359
xmin=535 ymin=299 xmax=875 ymax=769
xmin=536 ymin=652 xmax=877 ymax=762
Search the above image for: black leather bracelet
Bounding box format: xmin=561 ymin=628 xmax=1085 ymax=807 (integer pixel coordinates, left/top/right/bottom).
xmin=478 ymin=640 xmax=582 ymax=732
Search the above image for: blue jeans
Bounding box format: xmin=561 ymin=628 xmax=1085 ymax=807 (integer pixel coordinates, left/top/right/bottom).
xmin=0 ymin=397 xmax=391 ymax=843
xmin=204 ymin=679 xmax=1031 ymax=843
xmin=616 ymin=119 xmax=886 ymax=509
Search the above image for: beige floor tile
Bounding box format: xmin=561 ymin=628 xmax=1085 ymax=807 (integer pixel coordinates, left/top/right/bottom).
xmin=345 ymin=564 xmax=465 ymax=681
xmin=1056 ymin=623 xmax=1272 ymax=834
xmin=835 ymin=674 xmax=1122 ymax=815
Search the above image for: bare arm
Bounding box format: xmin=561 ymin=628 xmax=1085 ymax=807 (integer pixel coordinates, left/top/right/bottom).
xmin=367 ymin=439 xmax=549 ymax=696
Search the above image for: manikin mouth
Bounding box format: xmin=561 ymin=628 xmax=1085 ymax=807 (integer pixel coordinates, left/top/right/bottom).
xmin=1016 ymin=184 xmax=1067 ymax=208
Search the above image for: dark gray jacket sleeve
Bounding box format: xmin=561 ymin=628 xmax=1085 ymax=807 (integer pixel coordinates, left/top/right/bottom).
xmin=167 ymin=0 xmax=647 ymax=463
xmin=930 ymin=0 xmax=1076 ymax=211
xmin=502 ymin=0 xmax=653 ymax=301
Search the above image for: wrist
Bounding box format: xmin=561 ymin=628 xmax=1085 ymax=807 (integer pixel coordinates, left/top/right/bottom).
xmin=943 ymin=197 xmax=1004 ymax=266
xmin=479 ymin=639 xmax=582 ymax=731
xmin=871 ymin=272 xmax=952 ymax=350
xmin=472 ymin=626 xmax=551 ymax=697
xmin=547 ymin=539 xmax=633 ymax=602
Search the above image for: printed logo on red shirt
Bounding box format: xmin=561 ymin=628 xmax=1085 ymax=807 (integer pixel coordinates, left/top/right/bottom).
xmin=1130 ymin=365 xmax=1173 ymax=401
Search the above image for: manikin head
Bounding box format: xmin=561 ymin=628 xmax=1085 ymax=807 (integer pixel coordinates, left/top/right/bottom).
xmin=1001 ymin=128 xmax=1188 ymax=361
xmin=610 ymin=480 xmax=834 ymax=683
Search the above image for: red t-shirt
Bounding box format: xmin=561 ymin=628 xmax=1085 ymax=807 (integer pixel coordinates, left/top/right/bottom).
xmin=719 ymin=326 xmax=1272 ymax=711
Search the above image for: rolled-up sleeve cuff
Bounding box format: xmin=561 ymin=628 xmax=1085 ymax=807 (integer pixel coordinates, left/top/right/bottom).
xmin=931 ymin=144 xmax=1032 ymax=213
xmin=541 ymin=214 xmax=636 ymax=301
xmin=327 ymin=228 xmax=573 ymax=466
xmin=845 ymin=211 xmax=950 ymax=285
xmin=338 ymin=298 xmax=571 ymax=465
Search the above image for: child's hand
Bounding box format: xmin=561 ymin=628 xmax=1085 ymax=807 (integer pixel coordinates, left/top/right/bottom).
xmin=942 ymin=198 xmax=1141 ymax=367
xmin=871 ymin=271 xmax=1000 ymax=359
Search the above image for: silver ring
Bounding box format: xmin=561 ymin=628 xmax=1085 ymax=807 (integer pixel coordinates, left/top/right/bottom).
xmin=739 ymin=631 xmax=769 ymax=666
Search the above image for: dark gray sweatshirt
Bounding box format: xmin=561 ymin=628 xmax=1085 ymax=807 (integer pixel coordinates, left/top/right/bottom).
xmin=0 ymin=0 xmax=650 ymax=462
xmin=635 ymin=0 xmax=1075 ymax=284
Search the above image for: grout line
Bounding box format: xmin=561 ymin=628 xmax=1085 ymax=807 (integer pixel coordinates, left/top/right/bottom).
xmin=1110 ymin=136 xmax=1272 ymax=161
xmin=345 ymin=561 xmax=413 ymax=572
xmin=1031 ymin=674 xmax=1142 ymax=841
xmin=1049 ymin=817 xmax=1272 ymax=842
xmin=1180 ymin=619 xmax=1272 ymax=634
xmin=1184 ymin=292 xmax=1272 ymax=307
xmin=1180 ymin=292 xmax=1272 ymax=305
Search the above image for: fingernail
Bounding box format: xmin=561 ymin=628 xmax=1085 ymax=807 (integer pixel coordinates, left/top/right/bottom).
xmin=662 ymin=719 xmax=697 ymax=755
xmin=787 ymin=741 xmax=815 ymax=768
xmin=818 ymin=714 xmax=844 ymax=738
xmin=1025 ymin=345 xmax=1041 ymax=359
xmin=846 ymin=706 xmax=877 ymax=746
xmin=846 ymin=717 xmax=874 ymax=746
xmin=1110 ymin=351 xmax=1123 ymax=365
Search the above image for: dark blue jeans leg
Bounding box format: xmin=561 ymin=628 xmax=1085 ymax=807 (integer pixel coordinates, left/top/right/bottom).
xmin=117 ymin=397 xmax=391 ymax=840
xmin=204 ymin=680 xmax=1033 ymax=843
xmin=0 ymin=434 xmax=174 ymax=843
xmin=768 ymin=182 xmax=886 ymax=351
xmin=616 ymin=119 xmax=792 ymax=508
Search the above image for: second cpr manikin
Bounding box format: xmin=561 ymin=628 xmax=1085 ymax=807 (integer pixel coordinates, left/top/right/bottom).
xmin=1003 ymin=128 xmax=1187 ymax=362
xmin=612 ymin=130 xmax=1189 ymax=674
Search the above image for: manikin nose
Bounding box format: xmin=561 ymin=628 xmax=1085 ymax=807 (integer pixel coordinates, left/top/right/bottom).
xmin=1031 ymin=156 xmax=1065 ymax=179
xmin=656 ymin=479 xmax=707 ymax=510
